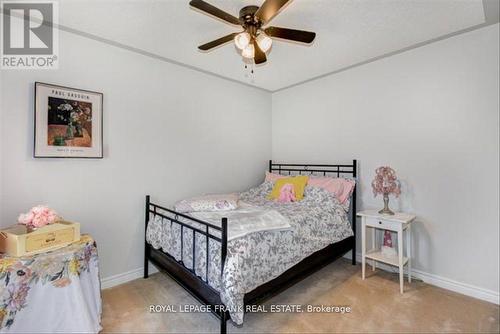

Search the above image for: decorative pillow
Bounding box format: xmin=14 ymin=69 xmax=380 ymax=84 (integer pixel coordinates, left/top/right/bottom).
xmin=265 ymin=171 xmax=286 ymax=182
xmin=268 ymin=176 xmax=309 ymax=201
xmin=174 ymin=193 xmax=239 ymax=213
xmin=308 ymin=177 xmax=356 ymax=204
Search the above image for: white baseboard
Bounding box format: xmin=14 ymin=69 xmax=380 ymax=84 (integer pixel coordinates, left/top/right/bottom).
xmin=101 ymin=264 xmax=158 ymax=289
xmin=102 ymin=256 xmax=499 ymax=305
xmin=348 ymin=253 xmax=499 ymax=305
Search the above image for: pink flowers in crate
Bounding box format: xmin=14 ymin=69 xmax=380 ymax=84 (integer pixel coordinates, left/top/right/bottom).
xmin=371 ymin=166 xmax=401 ymax=197
xmin=17 ymin=205 xmax=61 ymax=229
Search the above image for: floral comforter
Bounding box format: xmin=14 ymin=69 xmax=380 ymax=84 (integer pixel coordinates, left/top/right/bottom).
xmin=146 ymin=181 xmax=353 ymax=325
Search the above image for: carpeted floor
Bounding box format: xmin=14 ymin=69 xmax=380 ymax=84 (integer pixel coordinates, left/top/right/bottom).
xmin=101 ymin=259 xmax=499 ymax=333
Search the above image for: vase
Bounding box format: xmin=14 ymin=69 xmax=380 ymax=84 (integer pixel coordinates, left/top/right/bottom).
xmin=66 ymin=124 xmax=74 ymax=139
xmin=53 ymin=135 xmax=66 ymax=146
xmin=74 ymin=124 xmax=83 ymax=137
xmin=378 ymin=193 xmax=395 ymax=215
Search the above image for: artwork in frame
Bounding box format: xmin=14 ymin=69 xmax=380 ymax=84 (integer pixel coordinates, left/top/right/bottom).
xmin=34 ymin=82 xmax=103 ymax=158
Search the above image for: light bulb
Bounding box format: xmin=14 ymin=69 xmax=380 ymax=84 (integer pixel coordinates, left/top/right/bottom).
xmin=234 ymin=32 xmax=250 ymax=50
xmin=241 ymin=43 xmax=255 ymax=59
xmin=256 ymin=32 xmax=272 ymax=53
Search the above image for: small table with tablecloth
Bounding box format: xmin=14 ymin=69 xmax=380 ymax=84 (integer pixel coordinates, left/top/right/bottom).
xmin=0 ymin=235 xmax=102 ymax=333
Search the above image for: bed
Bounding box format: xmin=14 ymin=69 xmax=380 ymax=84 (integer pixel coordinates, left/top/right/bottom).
xmin=144 ymin=160 xmax=357 ymax=333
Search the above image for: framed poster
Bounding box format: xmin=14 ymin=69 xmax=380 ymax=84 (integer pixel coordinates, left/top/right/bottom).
xmin=34 ymin=82 xmax=103 ymax=158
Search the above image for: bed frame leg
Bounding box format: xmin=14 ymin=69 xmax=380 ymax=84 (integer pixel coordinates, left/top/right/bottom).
xmin=144 ymin=246 xmax=149 ymax=279
xmin=352 ymin=160 xmax=357 ymax=266
xmin=144 ymin=195 xmax=150 ymax=279
xmin=220 ymin=311 xmax=227 ymax=334
xmin=351 ymin=245 xmax=356 ymax=265
xmin=220 ymin=218 xmax=228 ymax=333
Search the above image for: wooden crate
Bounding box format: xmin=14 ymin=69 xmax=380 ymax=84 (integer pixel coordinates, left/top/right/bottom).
xmin=0 ymin=221 xmax=80 ymax=257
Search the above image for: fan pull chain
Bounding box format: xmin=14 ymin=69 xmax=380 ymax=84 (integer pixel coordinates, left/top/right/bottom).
xmin=244 ymin=63 xmax=255 ymax=84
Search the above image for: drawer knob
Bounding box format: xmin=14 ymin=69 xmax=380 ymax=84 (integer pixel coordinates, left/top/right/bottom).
xmin=379 ymin=221 xmax=382 ymax=224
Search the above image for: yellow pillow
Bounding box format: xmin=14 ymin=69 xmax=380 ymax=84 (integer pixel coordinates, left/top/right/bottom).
xmin=268 ymin=175 xmax=309 ymax=201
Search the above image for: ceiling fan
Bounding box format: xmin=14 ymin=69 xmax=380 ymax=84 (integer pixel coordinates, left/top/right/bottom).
xmin=189 ymin=0 xmax=316 ymax=65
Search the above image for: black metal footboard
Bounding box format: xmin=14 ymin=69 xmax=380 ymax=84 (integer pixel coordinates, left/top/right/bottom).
xmin=144 ymin=195 xmax=229 ymax=333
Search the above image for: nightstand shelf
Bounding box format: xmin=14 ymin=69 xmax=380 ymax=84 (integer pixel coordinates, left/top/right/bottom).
xmin=357 ymin=210 xmax=416 ymax=294
xmin=365 ymin=249 xmax=408 ymax=267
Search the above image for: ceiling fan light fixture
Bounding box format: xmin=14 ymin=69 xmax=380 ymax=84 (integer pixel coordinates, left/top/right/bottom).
xmin=256 ymin=32 xmax=272 ymax=53
xmin=191 ymin=0 xmax=317 ymax=66
xmin=234 ymin=32 xmax=251 ymax=50
xmin=241 ymin=43 xmax=255 ymax=59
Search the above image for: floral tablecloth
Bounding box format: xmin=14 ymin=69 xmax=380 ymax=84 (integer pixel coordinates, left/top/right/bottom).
xmin=0 ymin=235 xmax=101 ymax=333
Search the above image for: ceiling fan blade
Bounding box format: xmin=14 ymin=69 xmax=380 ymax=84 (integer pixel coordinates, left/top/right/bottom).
xmin=189 ymin=0 xmax=240 ymax=26
xmin=265 ymin=26 xmax=316 ymax=44
xmin=253 ymin=40 xmax=267 ymax=64
xmin=255 ymin=0 xmax=291 ymax=25
xmin=198 ymin=33 xmax=238 ymax=51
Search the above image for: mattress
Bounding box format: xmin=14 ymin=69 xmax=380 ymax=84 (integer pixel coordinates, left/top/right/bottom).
xmin=146 ymin=181 xmax=353 ymax=325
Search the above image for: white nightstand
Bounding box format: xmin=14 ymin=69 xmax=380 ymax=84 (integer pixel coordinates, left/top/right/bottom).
xmin=357 ymin=210 xmax=416 ymax=293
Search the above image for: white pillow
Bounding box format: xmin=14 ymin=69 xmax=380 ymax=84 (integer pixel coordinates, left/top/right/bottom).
xmin=174 ymin=193 xmax=239 ymax=213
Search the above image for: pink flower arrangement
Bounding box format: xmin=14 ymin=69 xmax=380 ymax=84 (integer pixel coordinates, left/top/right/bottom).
xmin=17 ymin=205 xmax=60 ymax=229
xmin=371 ymin=166 xmax=401 ymax=197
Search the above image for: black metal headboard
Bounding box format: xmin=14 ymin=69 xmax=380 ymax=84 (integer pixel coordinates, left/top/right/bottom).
xmin=269 ymin=160 xmax=357 ymax=178
xmin=268 ymin=159 xmax=358 ymax=245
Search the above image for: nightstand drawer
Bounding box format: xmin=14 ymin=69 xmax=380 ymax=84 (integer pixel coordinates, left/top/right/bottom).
xmin=365 ymin=217 xmax=399 ymax=231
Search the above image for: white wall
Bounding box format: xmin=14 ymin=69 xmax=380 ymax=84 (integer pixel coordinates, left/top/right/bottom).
xmin=272 ymin=24 xmax=499 ymax=295
xmin=0 ymin=31 xmax=272 ymax=279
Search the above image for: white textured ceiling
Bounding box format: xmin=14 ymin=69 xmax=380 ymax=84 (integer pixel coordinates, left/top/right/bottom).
xmin=58 ymin=0 xmax=486 ymax=91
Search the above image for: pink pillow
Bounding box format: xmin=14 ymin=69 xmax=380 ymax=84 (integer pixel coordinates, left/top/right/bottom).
xmin=265 ymin=172 xmax=286 ymax=182
xmin=308 ymin=177 xmax=355 ymax=204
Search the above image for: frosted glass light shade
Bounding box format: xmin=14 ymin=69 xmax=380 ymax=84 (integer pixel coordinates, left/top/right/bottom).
xmin=241 ymin=44 xmax=255 ymax=59
xmin=234 ymin=32 xmax=251 ymax=50
xmin=256 ymin=33 xmax=272 ymax=52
